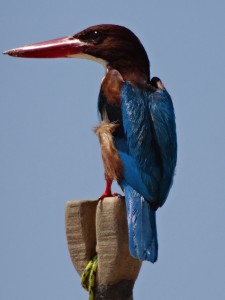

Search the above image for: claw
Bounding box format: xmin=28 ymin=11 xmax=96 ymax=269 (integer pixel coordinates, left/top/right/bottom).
xmin=112 ymin=192 xmax=124 ymax=199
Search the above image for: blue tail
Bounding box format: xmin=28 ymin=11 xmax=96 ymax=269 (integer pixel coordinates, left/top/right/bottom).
xmin=123 ymin=183 xmax=158 ymax=263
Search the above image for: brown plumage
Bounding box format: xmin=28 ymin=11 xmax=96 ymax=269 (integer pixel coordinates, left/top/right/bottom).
xmin=94 ymin=122 xmax=123 ymax=182
xmin=74 ymin=24 xmax=150 ymax=88
xmin=101 ymin=69 xmax=124 ymax=106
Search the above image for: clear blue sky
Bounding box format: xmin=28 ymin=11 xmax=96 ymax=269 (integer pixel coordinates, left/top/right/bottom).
xmin=1 ymin=1 xmax=225 ymax=299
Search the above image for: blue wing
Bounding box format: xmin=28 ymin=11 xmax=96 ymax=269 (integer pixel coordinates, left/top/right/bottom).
xmin=114 ymin=82 xmax=177 ymax=262
xmin=149 ymin=88 xmax=177 ymax=206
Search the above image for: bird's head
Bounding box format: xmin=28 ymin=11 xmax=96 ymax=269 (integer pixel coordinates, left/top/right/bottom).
xmin=4 ymin=24 xmax=150 ymax=84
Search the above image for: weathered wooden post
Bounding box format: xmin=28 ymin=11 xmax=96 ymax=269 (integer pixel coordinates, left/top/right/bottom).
xmin=65 ymin=197 xmax=142 ymax=300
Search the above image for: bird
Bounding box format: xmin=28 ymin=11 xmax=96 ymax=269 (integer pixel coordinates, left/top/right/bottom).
xmin=4 ymin=24 xmax=177 ymax=263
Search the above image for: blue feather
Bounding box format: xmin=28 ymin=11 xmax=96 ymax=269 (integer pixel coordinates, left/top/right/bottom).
xmin=149 ymin=89 xmax=177 ymax=206
xmin=122 ymin=182 xmax=158 ymax=262
xmin=114 ymin=82 xmax=177 ymax=262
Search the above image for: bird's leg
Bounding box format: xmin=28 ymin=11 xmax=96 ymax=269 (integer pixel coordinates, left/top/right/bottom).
xmin=99 ymin=178 xmax=124 ymax=200
xmin=99 ymin=177 xmax=113 ymax=200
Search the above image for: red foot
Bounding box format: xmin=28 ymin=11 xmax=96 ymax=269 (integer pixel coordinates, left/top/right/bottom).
xmin=99 ymin=178 xmax=113 ymax=200
xmin=98 ymin=178 xmax=124 ymax=200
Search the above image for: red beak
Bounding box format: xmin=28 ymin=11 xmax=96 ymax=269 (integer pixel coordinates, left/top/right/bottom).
xmin=3 ymin=36 xmax=87 ymax=58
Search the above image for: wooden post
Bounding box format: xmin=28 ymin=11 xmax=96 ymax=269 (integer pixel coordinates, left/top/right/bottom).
xmin=65 ymin=197 xmax=142 ymax=300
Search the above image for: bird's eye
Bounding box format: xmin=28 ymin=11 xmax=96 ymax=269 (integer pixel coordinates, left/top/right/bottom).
xmin=88 ymin=31 xmax=103 ymax=43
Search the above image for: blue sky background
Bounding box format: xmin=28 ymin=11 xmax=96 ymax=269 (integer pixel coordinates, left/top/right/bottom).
xmin=1 ymin=1 xmax=225 ymax=299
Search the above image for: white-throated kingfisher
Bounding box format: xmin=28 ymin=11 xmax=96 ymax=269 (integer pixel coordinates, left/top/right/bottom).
xmin=4 ymin=24 xmax=177 ymax=263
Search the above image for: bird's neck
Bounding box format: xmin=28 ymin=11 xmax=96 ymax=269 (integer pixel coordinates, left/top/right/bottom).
xmin=120 ymin=66 xmax=149 ymax=87
xmin=107 ymin=60 xmax=149 ymax=88
xmin=101 ymin=65 xmax=149 ymax=106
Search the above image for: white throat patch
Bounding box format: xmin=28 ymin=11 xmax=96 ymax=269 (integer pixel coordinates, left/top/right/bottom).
xmin=68 ymin=53 xmax=108 ymax=71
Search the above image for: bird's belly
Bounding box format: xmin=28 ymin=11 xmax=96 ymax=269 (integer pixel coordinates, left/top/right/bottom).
xmin=94 ymin=122 xmax=123 ymax=182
